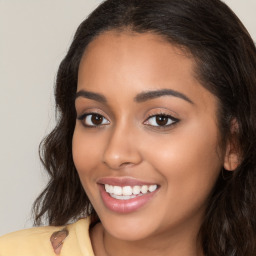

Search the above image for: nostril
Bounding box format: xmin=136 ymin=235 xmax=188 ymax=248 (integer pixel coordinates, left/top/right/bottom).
xmin=120 ymin=162 xmax=134 ymax=167
xmin=102 ymin=160 xmax=132 ymax=170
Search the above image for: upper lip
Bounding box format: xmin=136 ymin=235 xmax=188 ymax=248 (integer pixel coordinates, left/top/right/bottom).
xmin=97 ymin=176 xmax=158 ymax=187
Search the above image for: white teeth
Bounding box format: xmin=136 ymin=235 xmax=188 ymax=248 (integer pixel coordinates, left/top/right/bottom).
xmin=123 ymin=186 xmax=133 ymax=196
xmin=104 ymin=184 xmax=158 ymax=198
xmin=149 ymin=185 xmax=157 ymax=192
xmin=141 ymin=185 xmax=148 ymax=194
xmin=133 ymin=186 xmax=141 ymax=195
xmin=111 ymin=194 xmax=136 ymax=200
xmin=113 ymin=186 xmax=122 ymax=195
xmin=105 ymin=184 xmax=110 ymax=193
xmin=105 ymin=184 xmax=114 ymax=193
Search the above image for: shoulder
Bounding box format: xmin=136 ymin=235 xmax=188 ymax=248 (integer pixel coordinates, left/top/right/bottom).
xmin=0 ymin=224 xmax=63 ymax=255
xmin=0 ymin=218 xmax=94 ymax=256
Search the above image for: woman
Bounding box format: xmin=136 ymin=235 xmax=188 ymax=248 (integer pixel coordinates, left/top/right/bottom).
xmin=1 ymin=0 xmax=256 ymax=255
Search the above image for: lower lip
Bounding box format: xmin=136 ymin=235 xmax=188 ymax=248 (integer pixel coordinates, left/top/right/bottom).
xmin=99 ymin=185 xmax=158 ymax=214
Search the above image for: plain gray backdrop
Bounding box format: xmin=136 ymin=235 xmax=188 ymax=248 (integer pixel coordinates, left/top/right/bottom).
xmin=0 ymin=0 xmax=255 ymax=236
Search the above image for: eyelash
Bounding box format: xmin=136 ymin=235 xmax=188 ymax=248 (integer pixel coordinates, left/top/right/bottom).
xmin=144 ymin=113 xmax=179 ymax=129
xmin=77 ymin=112 xmax=179 ymax=129
xmin=77 ymin=113 xmax=110 ymax=128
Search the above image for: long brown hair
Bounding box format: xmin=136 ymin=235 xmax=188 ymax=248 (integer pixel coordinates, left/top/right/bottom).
xmin=33 ymin=0 xmax=256 ymax=255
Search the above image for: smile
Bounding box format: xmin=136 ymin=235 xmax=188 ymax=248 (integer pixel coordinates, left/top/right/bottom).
xmin=98 ymin=178 xmax=160 ymax=213
xmin=104 ymin=184 xmax=158 ymax=200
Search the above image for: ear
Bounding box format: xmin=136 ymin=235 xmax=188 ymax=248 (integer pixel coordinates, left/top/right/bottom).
xmin=223 ymin=119 xmax=240 ymax=171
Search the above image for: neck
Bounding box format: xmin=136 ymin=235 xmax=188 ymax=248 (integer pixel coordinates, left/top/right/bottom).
xmin=90 ymin=219 xmax=204 ymax=256
xmin=105 ymin=231 xmax=203 ymax=256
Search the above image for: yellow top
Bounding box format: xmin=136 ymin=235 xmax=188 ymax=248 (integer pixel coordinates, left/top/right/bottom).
xmin=0 ymin=218 xmax=95 ymax=256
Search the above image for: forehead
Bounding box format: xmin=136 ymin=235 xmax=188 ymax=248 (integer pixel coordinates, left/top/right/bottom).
xmin=77 ymin=30 xmax=217 ymax=114
xmin=82 ymin=30 xmax=190 ymax=59
xmin=78 ymin=31 xmax=196 ymax=90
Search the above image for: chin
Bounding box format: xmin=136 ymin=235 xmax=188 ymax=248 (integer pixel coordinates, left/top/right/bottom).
xmin=99 ymin=213 xmax=159 ymax=241
xmin=106 ymin=225 xmax=154 ymax=241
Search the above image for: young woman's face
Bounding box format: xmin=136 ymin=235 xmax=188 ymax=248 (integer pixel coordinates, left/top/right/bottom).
xmin=73 ymin=31 xmax=224 ymax=241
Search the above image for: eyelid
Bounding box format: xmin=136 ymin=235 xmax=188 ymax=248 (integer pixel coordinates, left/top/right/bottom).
xmin=76 ymin=107 xmax=108 ymax=119
xmin=144 ymin=107 xmax=179 ymax=121
xmin=143 ymin=111 xmax=180 ymax=129
xmin=144 ymin=114 xmax=178 ymax=124
xmin=77 ymin=109 xmax=110 ymax=128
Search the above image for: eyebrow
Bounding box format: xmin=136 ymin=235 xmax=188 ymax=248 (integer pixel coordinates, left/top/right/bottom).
xmin=75 ymin=90 xmax=107 ymax=103
xmin=134 ymin=89 xmax=194 ymax=104
xmin=75 ymin=88 xmax=194 ymax=105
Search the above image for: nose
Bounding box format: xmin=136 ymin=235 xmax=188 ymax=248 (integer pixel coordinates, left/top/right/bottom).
xmin=102 ymin=125 xmax=142 ymax=170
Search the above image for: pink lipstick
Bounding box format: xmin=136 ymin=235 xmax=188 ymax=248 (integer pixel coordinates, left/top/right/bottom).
xmin=98 ymin=177 xmax=159 ymax=214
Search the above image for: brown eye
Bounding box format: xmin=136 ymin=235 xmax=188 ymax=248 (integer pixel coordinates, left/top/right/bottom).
xmin=91 ymin=114 xmax=103 ymax=125
xmin=81 ymin=113 xmax=110 ymax=127
xmin=155 ymin=115 xmax=169 ymax=126
xmin=145 ymin=114 xmax=178 ymax=127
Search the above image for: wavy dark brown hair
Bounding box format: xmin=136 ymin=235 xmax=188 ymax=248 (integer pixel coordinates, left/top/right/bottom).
xmin=33 ymin=0 xmax=256 ymax=255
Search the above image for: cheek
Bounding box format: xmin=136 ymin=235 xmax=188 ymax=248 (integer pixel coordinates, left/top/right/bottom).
xmin=72 ymin=126 xmax=109 ymax=208
xmin=143 ymin=120 xmax=222 ymax=208
xmin=72 ymin=125 xmax=105 ymax=185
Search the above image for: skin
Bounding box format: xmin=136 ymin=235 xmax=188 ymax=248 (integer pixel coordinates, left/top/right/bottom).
xmin=72 ymin=31 xmax=231 ymax=256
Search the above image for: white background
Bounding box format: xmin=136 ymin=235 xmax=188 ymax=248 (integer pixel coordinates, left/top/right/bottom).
xmin=0 ymin=0 xmax=255 ymax=236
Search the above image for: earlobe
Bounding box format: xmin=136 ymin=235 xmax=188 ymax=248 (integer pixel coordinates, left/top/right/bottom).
xmin=223 ymin=119 xmax=240 ymax=171
xmin=223 ymin=146 xmax=239 ymax=171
